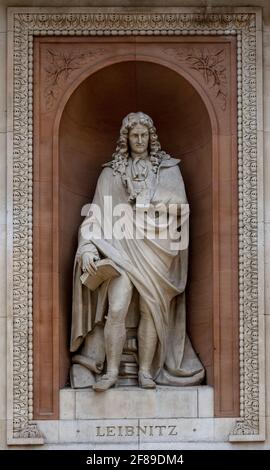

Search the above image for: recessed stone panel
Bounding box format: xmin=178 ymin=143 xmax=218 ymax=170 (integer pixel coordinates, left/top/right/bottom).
xmin=75 ymin=387 xmax=198 ymax=420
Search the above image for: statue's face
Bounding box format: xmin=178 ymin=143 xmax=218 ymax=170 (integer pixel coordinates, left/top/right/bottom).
xmin=128 ymin=123 xmax=149 ymax=156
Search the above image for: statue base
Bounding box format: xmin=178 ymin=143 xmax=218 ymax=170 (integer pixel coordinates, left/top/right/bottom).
xmin=60 ymin=385 xmax=213 ymax=420
xmin=53 ymin=386 xmax=215 ymax=446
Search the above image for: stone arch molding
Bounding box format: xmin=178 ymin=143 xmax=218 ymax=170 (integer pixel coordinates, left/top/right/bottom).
xmin=53 ymin=55 xmax=219 ymax=139
xmin=7 ymin=7 xmax=264 ymax=444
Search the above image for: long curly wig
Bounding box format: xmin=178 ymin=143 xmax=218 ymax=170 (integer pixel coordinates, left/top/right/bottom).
xmin=110 ymin=112 xmax=169 ymax=176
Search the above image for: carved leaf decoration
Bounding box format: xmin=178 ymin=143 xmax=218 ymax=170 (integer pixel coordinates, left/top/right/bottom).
xmin=164 ymin=47 xmax=227 ymax=111
xmin=44 ymin=48 xmax=106 ymax=110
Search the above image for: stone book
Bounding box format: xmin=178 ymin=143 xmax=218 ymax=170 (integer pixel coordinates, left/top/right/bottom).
xmin=80 ymin=259 xmax=121 ymax=291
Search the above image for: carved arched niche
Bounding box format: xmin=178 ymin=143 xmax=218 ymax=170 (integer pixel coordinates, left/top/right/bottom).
xmin=58 ymin=60 xmax=213 ymax=385
xmin=33 ymin=37 xmax=238 ymax=420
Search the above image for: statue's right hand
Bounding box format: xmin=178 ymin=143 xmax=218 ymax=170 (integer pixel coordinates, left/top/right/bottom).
xmin=82 ymin=252 xmax=99 ymax=275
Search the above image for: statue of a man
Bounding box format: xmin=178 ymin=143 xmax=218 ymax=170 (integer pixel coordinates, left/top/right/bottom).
xmin=70 ymin=112 xmax=204 ymax=391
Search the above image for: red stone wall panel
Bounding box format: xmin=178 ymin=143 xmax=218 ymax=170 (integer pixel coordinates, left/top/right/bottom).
xmin=33 ymin=36 xmax=238 ymax=419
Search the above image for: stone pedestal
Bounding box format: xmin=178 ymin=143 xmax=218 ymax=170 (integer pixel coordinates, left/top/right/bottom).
xmin=60 ymin=385 xmax=214 ymax=420
xmin=37 ymin=386 xmax=216 ymax=446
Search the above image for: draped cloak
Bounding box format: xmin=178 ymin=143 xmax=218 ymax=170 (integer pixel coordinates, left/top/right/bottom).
xmin=71 ymin=157 xmax=205 ymax=385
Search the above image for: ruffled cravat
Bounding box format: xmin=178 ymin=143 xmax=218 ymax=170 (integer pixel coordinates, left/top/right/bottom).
xmin=131 ymin=156 xmax=148 ymax=181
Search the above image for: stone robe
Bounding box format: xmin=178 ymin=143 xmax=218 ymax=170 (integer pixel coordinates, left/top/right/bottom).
xmin=71 ymin=157 xmax=204 ymax=385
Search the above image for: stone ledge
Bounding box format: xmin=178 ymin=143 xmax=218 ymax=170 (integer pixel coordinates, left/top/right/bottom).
xmin=36 ymin=416 xmax=237 ymax=446
xmin=38 ymin=417 xmax=216 ymax=445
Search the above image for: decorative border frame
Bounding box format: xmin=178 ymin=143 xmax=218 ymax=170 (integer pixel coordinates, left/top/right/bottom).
xmin=6 ymin=7 xmax=264 ymax=444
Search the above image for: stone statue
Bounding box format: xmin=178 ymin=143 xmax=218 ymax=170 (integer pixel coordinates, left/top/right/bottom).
xmin=70 ymin=112 xmax=205 ymax=391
